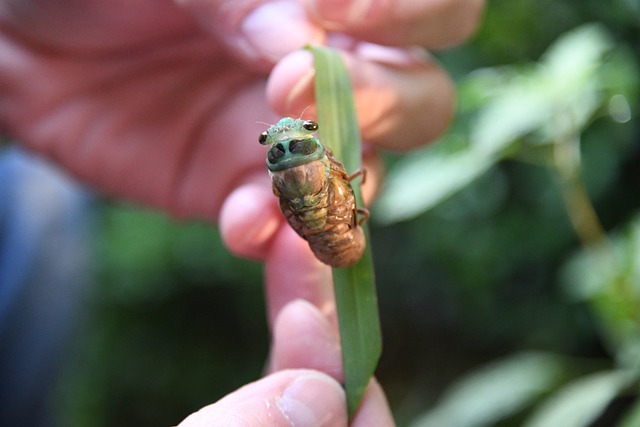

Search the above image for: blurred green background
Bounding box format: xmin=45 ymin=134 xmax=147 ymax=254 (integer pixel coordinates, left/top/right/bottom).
xmin=54 ymin=0 xmax=640 ymax=426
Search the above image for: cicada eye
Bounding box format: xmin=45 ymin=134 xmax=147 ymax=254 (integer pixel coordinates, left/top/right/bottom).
xmin=259 ymin=131 xmax=269 ymax=145
xmin=302 ymin=120 xmax=318 ymax=132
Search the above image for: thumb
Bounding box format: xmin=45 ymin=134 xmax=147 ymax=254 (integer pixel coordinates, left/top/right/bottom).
xmin=174 ymin=0 xmax=325 ymax=68
xmin=177 ymin=369 xmax=347 ymax=427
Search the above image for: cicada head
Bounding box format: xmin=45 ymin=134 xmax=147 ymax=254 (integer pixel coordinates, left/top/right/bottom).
xmin=259 ymin=118 xmax=325 ymax=172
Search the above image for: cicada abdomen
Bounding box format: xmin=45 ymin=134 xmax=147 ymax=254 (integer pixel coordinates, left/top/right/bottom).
xmin=259 ymin=117 xmax=368 ymax=267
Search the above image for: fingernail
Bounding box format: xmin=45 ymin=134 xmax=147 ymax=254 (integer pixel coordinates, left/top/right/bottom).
xmin=305 ymin=0 xmax=373 ymax=26
xmin=277 ymin=374 xmax=345 ymax=427
xmin=241 ymin=1 xmax=325 ymax=62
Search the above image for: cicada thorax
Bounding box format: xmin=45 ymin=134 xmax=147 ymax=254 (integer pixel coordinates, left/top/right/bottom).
xmin=260 ymin=117 xmax=368 ymax=268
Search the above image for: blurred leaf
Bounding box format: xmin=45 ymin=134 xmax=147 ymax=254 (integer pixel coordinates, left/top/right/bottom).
xmin=410 ymin=352 xmax=565 ymax=427
xmin=474 ymin=24 xmax=613 ymax=153
xmin=374 ymin=140 xmax=496 ymax=224
xmin=562 ymin=213 xmax=640 ymax=367
xmin=375 ymin=23 xmax=634 ymax=224
xmin=99 ymin=205 xmax=178 ymax=301
xmin=523 ymin=369 xmax=637 ymax=427
xmin=99 ymin=204 xmax=260 ymax=302
xmin=618 ymin=397 xmax=640 ymax=427
xmin=562 ymin=214 xmax=640 ymax=301
xmin=310 ymin=45 xmax=382 ymax=419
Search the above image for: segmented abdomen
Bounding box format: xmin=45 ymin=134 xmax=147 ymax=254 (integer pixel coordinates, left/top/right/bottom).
xmin=304 ymin=220 xmax=365 ymax=268
xmin=280 ymin=172 xmax=365 ymax=268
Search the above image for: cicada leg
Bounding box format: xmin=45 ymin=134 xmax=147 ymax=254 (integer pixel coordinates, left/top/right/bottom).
xmin=348 ymin=168 xmax=369 ymax=227
xmin=356 ymin=207 xmax=369 ymax=226
xmin=348 ymin=167 xmax=367 ymax=185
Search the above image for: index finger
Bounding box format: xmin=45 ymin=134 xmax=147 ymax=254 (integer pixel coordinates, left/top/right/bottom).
xmin=303 ymin=0 xmax=485 ymax=48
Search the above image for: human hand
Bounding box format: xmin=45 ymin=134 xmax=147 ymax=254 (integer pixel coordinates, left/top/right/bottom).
xmin=0 ymin=0 xmax=482 ymax=221
xmin=0 ymin=0 xmax=483 ymax=424
xmin=178 ymin=300 xmax=394 ymax=426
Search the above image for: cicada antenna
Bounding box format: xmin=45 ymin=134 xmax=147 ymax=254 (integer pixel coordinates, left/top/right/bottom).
xmin=298 ymin=106 xmax=312 ymax=120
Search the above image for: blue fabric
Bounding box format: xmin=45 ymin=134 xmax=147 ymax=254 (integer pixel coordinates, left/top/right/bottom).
xmin=0 ymin=146 xmax=94 ymax=427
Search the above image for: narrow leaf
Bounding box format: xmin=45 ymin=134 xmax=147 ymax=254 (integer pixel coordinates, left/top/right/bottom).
xmin=523 ymin=369 xmax=636 ymax=427
xmin=375 ymin=143 xmax=495 ymax=224
xmin=309 ymin=45 xmax=382 ymax=418
xmin=411 ymin=352 xmax=564 ymax=427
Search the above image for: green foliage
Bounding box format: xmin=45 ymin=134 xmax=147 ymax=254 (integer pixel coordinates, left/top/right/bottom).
xmin=383 ymin=13 xmax=640 ymax=427
xmin=563 ymin=215 xmax=640 ymax=369
xmin=411 ymin=352 xmax=566 ymax=427
xmin=523 ymin=369 xmax=637 ymax=427
xmin=57 ymin=205 xmax=266 ymax=426
xmin=375 ymin=24 xmax=637 ymax=224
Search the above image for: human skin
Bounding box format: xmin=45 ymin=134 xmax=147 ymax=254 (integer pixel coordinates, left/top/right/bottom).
xmin=0 ymin=0 xmax=484 ymax=425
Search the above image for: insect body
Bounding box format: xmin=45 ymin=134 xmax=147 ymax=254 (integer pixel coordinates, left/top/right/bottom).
xmin=259 ymin=117 xmax=368 ymax=267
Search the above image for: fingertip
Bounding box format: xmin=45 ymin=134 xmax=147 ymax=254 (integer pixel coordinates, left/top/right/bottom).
xmin=303 ymin=0 xmax=485 ymax=48
xmin=177 ymin=0 xmax=325 ymax=68
xmin=267 ymin=49 xmax=316 ymax=117
xmin=302 ymin=0 xmax=375 ymax=31
xmin=241 ymin=1 xmax=326 ymax=64
xmin=268 ymin=46 xmax=455 ymax=150
xmin=219 ymin=182 xmax=282 ymax=260
xmin=352 ymin=379 xmax=395 ymax=427
xmin=351 ymin=49 xmax=455 ymax=150
xmin=178 ymin=370 xmax=347 ymax=427
xmin=278 ymin=371 xmax=346 ymax=427
xmin=271 ymin=299 xmax=342 ymax=380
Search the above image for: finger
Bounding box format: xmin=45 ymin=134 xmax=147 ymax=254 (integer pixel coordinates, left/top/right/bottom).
xmin=165 ymin=81 xmax=274 ymax=220
xmin=303 ymin=0 xmax=485 ymax=48
xmin=177 ymin=369 xmax=347 ymax=427
xmin=0 ymin=0 xmax=196 ymax=51
xmin=175 ymin=0 xmax=326 ymax=69
xmin=219 ymin=180 xmax=283 ymax=260
xmin=267 ymin=47 xmax=455 ymax=150
xmin=269 ymin=299 xmax=343 ymax=380
xmin=268 ymin=300 xmax=396 ymax=426
xmin=264 ymin=224 xmax=335 ymax=328
xmin=352 ymin=379 xmax=395 ymax=427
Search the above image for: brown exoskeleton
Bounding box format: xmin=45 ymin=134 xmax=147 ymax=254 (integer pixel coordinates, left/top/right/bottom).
xmin=259 ymin=117 xmax=368 ymax=267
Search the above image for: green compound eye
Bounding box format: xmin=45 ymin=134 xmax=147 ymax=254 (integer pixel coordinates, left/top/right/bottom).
xmin=302 ymin=120 xmax=318 ymax=132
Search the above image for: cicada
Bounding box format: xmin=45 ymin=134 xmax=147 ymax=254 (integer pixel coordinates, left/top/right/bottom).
xmin=259 ymin=117 xmax=369 ymax=268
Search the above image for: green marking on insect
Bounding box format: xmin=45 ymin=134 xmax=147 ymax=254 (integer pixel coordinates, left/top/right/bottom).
xmin=259 ymin=117 xmax=369 ymax=267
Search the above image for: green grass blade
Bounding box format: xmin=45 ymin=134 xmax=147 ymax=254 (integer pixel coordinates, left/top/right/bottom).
xmin=308 ymin=45 xmax=382 ymax=419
